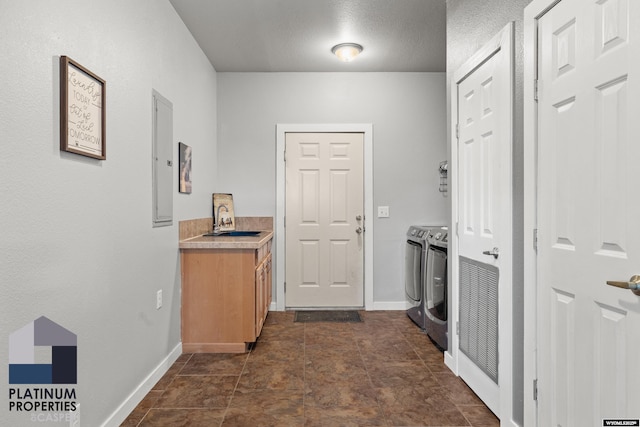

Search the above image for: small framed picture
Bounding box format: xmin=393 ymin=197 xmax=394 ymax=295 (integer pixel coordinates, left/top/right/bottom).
xmin=60 ymin=56 xmax=106 ymax=160
xmin=178 ymin=142 xmax=192 ymax=194
xmin=212 ymin=193 xmax=235 ymax=232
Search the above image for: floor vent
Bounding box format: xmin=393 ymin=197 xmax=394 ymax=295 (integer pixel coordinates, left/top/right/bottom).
xmin=294 ymin=310 xmax=362 ymax=323
xmin=459 ymin=256 xmax=499 ymax=384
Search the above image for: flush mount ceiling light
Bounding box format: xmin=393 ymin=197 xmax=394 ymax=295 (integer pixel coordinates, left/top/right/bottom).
xmin=331 ymin=43 xmax=363 ymax=62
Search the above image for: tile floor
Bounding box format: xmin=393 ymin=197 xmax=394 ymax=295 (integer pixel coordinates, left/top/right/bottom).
xmin=121 ymin=311 xmax=499 ymax=426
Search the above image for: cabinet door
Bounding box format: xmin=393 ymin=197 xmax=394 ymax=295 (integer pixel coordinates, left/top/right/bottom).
xmin=266 ymin=254 xmax=272 ymax=311
xmin=254 ymin=253 xmax=272 ymax=338
xmin=255 ymin=260 xmax=266 ymax=338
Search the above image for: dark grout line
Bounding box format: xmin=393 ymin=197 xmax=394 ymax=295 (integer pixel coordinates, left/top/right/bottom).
xmin=302 ymin=322 xmax=307 ymax=422
xmin=353 ymin=318 xmax=393 ymax=426
xmin=218 ymin=352 xmax=250 ymax=427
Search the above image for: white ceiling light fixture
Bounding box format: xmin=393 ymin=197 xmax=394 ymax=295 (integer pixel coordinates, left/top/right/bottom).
xmin=331 ymin=43 xmax=363 ymax=62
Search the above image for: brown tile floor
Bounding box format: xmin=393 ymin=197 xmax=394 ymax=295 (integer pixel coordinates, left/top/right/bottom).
xmin=121 ymin=311 xmax=499 ymax=427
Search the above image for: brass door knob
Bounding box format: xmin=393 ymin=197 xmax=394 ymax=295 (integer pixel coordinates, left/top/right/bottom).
xmin=606 ymin=275 xmax=640 ymax=296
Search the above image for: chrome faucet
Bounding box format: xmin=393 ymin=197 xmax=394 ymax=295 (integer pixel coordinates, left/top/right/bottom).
xmin=213 ymin=204 xmax=228 ymax=234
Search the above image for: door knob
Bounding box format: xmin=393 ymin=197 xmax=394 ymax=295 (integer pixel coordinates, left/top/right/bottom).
xmin=356 ymin=227 xmax=363 ymax=234
xmin=356 ymin=215 xmax=362 ymax=221
xmin=482 ymin=247 xmax=499 ymax=259
xmin=606 ymin=275 xmax=640 ymax=296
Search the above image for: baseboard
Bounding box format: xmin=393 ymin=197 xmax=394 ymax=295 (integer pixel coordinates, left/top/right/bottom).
xmin=101 ymin=342 xmax=182 ymax=427
xmin=444 ymin=350 xmax=457 ymax=375
xmin=372 ymin=301 xmax=412 ymax=311
xmin=269 ymin=301 xmax=411 ymax=311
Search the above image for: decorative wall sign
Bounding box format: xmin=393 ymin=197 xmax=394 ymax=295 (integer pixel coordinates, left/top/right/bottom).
xmin=178 ymin=142 xmax=192 ymax=194
xmin=60 ymin=56 xmax=106 ymax=160
xmin=212 ymin=193 xmax=235 ymax=232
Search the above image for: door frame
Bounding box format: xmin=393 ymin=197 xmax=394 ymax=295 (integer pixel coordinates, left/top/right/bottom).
xmin=523 ymin=0 xmax=561 ymax=426
xmin=448 ymin=22 xmax=515 ymax=423
xmin=275 ymin=124 xmax=374 ymax=311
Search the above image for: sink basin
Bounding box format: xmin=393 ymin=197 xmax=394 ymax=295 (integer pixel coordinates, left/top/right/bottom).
xmin=203 ymin=231 xmax=261 ymax=237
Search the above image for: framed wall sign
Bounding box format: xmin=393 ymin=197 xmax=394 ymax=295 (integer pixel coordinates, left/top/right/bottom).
xmin=178 ymin=142 xmax=192 ymax=194
xmin=60 ymin=56 xmax=106 ymax=160
xmin=212 ymin=193 xmax=235 ymax=232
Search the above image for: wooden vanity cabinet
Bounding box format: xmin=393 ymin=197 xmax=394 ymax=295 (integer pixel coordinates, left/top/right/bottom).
xmin=180 ymin=239 xmax=272 ymax=353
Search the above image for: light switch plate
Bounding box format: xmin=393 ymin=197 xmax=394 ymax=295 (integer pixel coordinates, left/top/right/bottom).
xmin=377 ymin=206 xmax=390 ymax=218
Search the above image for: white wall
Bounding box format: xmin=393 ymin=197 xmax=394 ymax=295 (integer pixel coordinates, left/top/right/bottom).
xmin=0 ymin=1 xmax=217 ymax=425
xmin=217 ymin=72 xmax=447 ymax=305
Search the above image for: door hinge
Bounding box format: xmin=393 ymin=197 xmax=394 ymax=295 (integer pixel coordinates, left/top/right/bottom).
xmin=284 ymin=149 xmax=286 ymax=162
xmin=456 ymin=321 xmax=460 ymax=336
xmin=533 ymin=379 xmax=538 ymax=401
xmin=534 ymin=79 xmax=539 ymax=102
xmin=455 ymin=123 xmax=460 ymax=139
xmin=533 ymin=228 xmax=538 ymax=251
xmin=455 ymin=222 xmax=459 ymax=237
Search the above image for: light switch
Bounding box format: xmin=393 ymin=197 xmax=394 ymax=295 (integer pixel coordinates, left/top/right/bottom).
xmin=377 ymin=206 xmax=390 ymax=218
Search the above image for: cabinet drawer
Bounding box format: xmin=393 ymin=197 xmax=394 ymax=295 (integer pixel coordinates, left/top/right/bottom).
xmin=255 ymin=239 xmax=272 ymax=265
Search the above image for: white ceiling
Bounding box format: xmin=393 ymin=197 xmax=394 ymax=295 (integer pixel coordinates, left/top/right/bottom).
xmin=168 ymin=0 xmax=446 ymax=72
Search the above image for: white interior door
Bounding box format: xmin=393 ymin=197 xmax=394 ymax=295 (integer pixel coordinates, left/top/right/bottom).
xmin=285 ymin=132 xmax=364 ymax=308
xmin=535 ymin=0 xmax=640 ymax=425
xmin=453 ymin=24 xmax=513 ymax=419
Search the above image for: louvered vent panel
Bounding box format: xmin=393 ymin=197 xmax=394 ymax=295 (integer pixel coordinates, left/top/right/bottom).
xmin=459 ymin=256 xmax=499 ymax=384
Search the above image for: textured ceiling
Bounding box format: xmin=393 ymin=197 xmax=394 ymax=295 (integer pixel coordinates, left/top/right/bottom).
xmin=168 ymin=0 xmax=446 ymax=72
